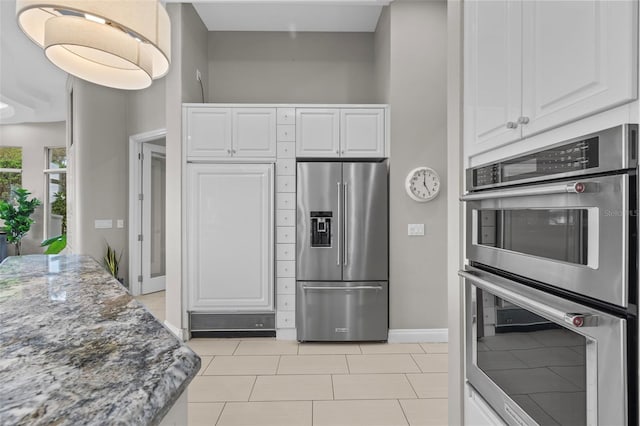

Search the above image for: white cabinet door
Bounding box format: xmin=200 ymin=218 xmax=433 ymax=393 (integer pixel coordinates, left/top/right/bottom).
xmin=187 ymin=163 xmax=274 ymax=311
xmin=296 ymin=108 xmax=340 ymax=157
xmin=340 ymin=109 xmax=385 ymax=157
xmin=186 ymin=107 xmax=232 ymax=158
xmin=464 ymin=0 xmax=522 ymax=157
xmin=233 ymin=108 xmax=277 ymax=158
xmin=521 ymin=0 xmax=637 ymax=137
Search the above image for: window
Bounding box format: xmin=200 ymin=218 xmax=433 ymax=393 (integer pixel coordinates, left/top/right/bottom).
xmin=0 ymin=147 xmax=22 ymax=201
xmin=44 ymin=147 xmax=67 ymax=239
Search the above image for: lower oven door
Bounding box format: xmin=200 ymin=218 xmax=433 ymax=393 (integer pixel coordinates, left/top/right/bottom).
xmin=461 ymin=267 xmax=627 ymax=426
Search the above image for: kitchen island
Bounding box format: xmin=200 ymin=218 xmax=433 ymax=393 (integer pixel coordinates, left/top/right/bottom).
xmin=0 ymin=254 xmax=200 ymax=425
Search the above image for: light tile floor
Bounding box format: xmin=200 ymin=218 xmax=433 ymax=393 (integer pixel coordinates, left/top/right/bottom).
xmin=135 ymin=292 xmax=449 ymax=426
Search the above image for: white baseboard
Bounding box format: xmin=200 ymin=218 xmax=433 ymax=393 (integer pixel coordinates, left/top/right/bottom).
xmin=388 ymin=328 xmax=448 ymax=343
xmin=164 ymin=320 xmax=188 ymax=341
xmin=276 ymin=328 xmax=297 ymax=341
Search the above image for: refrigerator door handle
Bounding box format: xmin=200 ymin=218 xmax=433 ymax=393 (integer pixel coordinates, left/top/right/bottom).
xmin=336 ymin=181 xmax=341 ymax=266
xmin=344 ymin=182 xmax=348 ymax=266
xmin=302 ymin=285 xmax=384 ymax=291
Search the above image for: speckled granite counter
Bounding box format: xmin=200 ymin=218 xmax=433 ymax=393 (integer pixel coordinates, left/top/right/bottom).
xmin=0 ymin=255 xmax=200 ymax=425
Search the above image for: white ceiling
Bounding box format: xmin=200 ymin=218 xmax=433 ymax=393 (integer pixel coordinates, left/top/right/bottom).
xmin=0 ymin=0 xmax=68 ymax=125
xmin=0 ymin=0 xmax=390 ymax=125
xmin=190 ymin=2 xmax=388 ymax=32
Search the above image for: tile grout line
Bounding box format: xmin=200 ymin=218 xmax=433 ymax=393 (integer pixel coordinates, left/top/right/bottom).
xmin=397 ymin=399 xmax=411 ymax=426
xmin=330 ymin=374 xmax=335 ymax=400
xmin=409 ymin=353 xmax=424 ymax=374
xmin=404 ymin=373 xmax=420 ymax=399
xmin=214 ymin=401 xmax=227 ymax=426
xmin=275 ymin=354 xmax=282 ymax=375
xmin=345 ymin=354 xmax=351 ymax=374
xmin=247 ymin=375 xmax=259 ymax=402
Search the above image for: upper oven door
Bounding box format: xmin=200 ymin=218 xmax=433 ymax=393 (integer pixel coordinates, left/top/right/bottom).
xmin=464 ymin=174 xmax=628 ymax=308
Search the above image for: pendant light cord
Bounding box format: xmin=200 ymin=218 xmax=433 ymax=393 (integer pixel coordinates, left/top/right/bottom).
xmin=198 ymin=76 xmax=205 ymax=103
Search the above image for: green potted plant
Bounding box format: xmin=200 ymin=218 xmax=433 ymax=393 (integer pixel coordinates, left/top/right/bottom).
xmin=104 ymin=243 xmax=123 ymax=283
xmin=41 ymin=234 xmax=67 ymax=254
xmin=0 ymin=188 xmax=41 ymax=255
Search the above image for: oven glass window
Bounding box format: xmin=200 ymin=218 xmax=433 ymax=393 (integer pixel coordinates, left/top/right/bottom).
xmin=476 ymin=288 xmax=587 ymax=426
xmin=478 ymin=209 xmax=589 ymax=265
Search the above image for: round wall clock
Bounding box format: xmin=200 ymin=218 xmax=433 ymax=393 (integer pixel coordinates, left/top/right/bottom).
xmin=405 ymin=166 xmax=441 ymax=202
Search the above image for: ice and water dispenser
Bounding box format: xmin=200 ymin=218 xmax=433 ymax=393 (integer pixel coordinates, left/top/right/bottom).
xmin=310 ymin=211 xmax=332 ymax=247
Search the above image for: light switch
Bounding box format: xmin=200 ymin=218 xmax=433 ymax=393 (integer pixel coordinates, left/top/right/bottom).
xmin=408 ymin=224 xmax=425 ymax=236
xmin=95 ymin=219 xmax=113 ymax=229
xmin=116 ymin=219 xmax=124 ymax=229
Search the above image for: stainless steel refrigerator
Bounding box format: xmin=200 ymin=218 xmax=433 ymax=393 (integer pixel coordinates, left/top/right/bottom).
xmin=296 ymin=161 xmax=388 ymax=342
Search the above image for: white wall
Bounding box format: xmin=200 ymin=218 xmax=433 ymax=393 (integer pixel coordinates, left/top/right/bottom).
xmin=208 ymin=32 xmax=376 ymax=103
xmin=384 ymin=0 xmax=449 ymax=330
xmin=0 ymin=122 xmax=66 ymax=254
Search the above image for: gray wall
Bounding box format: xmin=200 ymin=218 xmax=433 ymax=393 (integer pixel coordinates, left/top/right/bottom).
xmin=374 ymin=7 xmax=390 ymax=104
xmin=208 ymin=32 xmax=376 ymax=103
xmin=127 ymin=82 xmax=166 ymax=136
xmin=72 ymin=79 xmax=129 ymax=279
xmin=0 ymin=122 xmax=66 ymax=254
xmin=165 ymin=3 xmax=210 ymax=331
xmin=385 ymin=0 xmax=448 ymax=330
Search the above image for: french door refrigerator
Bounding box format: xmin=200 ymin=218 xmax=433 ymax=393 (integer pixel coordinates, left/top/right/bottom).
xmin=296 ymin=160 xmax=388 ymax=341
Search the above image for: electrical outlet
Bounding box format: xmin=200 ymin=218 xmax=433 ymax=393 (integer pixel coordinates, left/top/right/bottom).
xmin=196 ymin=69 xmax=201 ymax=82
xmin=408 ymin=224 xmax=425 ymax=236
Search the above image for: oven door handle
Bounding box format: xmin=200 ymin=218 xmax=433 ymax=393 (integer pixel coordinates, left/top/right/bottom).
xmin=460 ymin=181 xmax=591 ymax=201
xmin=458 ymin=270 xmax=598 ymax=328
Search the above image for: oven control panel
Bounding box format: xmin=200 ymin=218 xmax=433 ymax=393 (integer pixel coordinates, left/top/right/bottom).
xmin=472 ymin=137 xmax=599 ymax=188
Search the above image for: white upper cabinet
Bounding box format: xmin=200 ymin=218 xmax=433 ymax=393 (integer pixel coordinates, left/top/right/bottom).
xmin=185 ymin=106 xmax=276 ymax=160
xmin=464 ymin=0 xmax=522 ymax=153
xmin=232 ymin=108 xmax=277 ymax=158
xmin=186 ymin=107 xmax=232 ymax=158
xmin=521 ymin=0 xmax=637 ymax=136
xmin=464 ymin=0 xmax=637 ymax=158
xmin=341 ymin=109 xmax=385 ymax=157
xmin=295 ymin=108 xmax=340 ymax=157
xmin=296 ymin=108 xmax=386 ymax=158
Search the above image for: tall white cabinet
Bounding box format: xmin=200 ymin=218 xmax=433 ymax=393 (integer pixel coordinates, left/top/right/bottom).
xmin=186 ymin=163 xmax=274 ymax=311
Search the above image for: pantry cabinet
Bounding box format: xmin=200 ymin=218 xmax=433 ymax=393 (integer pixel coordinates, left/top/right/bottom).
xmin=186 ymin=163 xmax=274 ymax=311
xmin=464 ymin=0 xmax=637 ymax=158
xmin=296 ymin=108 xmax=386 ymax=158
xmin=185 ymin=107 xmax=276 ymax=160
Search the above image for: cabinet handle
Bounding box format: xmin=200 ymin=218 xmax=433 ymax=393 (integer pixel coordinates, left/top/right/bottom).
xmin=506 ymin=121 xmax=518 ymax=129
xmin=227 ymin=149 xmax=232 ymax=155
xmin=232 ymin=149 xmax=237 ymax=154
xmin=518 ymin=116 xmax=530 ymax=125
xmin=336 ymin=150 xmax=339 ymax=154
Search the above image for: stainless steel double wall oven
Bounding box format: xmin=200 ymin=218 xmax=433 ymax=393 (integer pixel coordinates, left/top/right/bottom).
xmin=461 ymin=125 xmax=638 ymax=426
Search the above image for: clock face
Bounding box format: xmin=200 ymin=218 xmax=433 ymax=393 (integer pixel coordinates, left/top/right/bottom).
xmin=405 ymin=167 xmax=441 ymax=202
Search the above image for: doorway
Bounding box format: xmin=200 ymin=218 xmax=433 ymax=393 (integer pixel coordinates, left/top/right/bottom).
xmin=129 ymin=129 xmax=167 ymax=296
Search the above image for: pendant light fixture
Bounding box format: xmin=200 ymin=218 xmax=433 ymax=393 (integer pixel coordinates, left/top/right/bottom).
xmin=16 ymin=0 xmax=171 ymax=90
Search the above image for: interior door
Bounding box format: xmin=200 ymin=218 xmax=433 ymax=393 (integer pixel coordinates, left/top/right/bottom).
xmin=342 ymin=161 xmax=388 ymax=281
xmin=141 ymin=143 xmax=166 ymax=294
